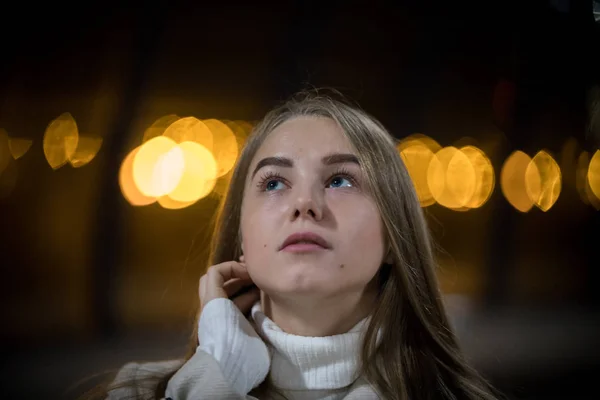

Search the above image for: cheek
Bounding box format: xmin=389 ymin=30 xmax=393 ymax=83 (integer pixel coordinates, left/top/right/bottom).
xmin=240 ymin=202 xmax=274 ymax=259
xmin=336 ymin=200 xmax=386 ymax=266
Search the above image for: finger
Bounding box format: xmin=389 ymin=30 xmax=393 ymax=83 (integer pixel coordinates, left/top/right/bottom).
xmin=199 ymin=275 xmax=211 ymax=306
xmin=223 ymin=277 xmax=254 ymax=298
xmin=199 ymin=275 xmax=207 ymax=298
xmin=239 ymin=255 xmax=245 ymax=263
xmin=232 ymin=286 xmax=260 ymax=315
xmin=207 ymin=261 xmax=251 ymax=289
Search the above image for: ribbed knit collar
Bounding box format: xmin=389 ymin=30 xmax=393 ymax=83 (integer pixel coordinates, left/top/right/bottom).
xmin=250 ymin=301 xmax=369 ymax=391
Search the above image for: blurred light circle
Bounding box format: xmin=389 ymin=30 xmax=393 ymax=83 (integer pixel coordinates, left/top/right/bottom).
xmin=167 ymin=141 xmax=217 ymax=203
xmin=133 ymin=136 xmax=184 ymax=197
xmin=427 ymin=146 xmax=476 ymax=209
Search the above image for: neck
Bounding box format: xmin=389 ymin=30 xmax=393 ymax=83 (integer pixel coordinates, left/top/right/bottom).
xmin=260 ymin=288 xmax=376 ymax=336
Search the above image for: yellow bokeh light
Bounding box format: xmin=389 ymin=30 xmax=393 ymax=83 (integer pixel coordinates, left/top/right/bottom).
xmin=119 ymin=147 xmax=156 ymax=206
xmin=233 ymin=120 xmax=253 ymax=138
xmin=133 ymin=136 xmax=185 ymax=197
xmin=526 ymin=150 xmax=561 ymax=212
xmin=43 ymin=112 xmax=79 ymax=170
xmin=501 ymin=150 xmax=537 ymax=213
xmin=167 ymin=141 xmax=217 ymax=203
xmin=157 ymin=195 xmax=198 ymax=210
xmin=427 ymin=146 xmax=476 ymax=209
xmin=8 ymin=138 xmax=33 ymax=160
xmin=400 ymin=133 xmax=442 ymax=153
xmin=203 ymin=119 xmax=238 ymax=178
xmin=142 ymin=114 xmax=180 ymax=143
xmin=461 ymin=145 xmax=495 ymax=208
xmin=588 ymin=150 xmax=600 ymax=200
xmin=398 ymin=137 xmax=439 ymax=207
xmin=69 ymin=136 xmax=103 ymax=168
xmin=225 ymin=120 xmax=251 ymax=153
xmin=451 ymin=206 xmax=471 ymax=212
xmin=453 ymin=136 xmax=479 ymax=149
xmin=0 ymin=129 xmax=10 ymax=176
xmin=162 ymin=117 xmax=213 ymax=151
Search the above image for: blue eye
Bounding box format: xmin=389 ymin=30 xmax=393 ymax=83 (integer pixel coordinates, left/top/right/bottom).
xmin=265 ymin=179 xmax=285 ymax=191
xmin=257 ymin=171 xmax=287 ymax=192
xmin=258 ymin=170 xmax=357 ymax=192
xmin=328 ymin=176 xmax=353 ymax=188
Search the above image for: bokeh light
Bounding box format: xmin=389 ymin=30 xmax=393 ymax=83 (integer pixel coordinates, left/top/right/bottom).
xmin=232 ymin=120 xmax=253 ymax=138
xmin=398 ymin=134 xmax=441 ymax=207
xmin=460 ymin=145 xmax=495 ymax=209
xmin=576 ymin=151 xmax=600 ymax=209
xmin=526 ymin=150 xmax=561 ymax=212
xmin=132 ymin=136 xmax=185 ymax=197
xmin=8 ymin=138 xmax=33 ymax=160
xmin=501 ymin=150 xmax=537 ymax=213
xmin=166 ymin=141 xmax=217 ymax=204
xmin=142 ymin=114 xmax=180 ymax=143
xmin=162 ymin=116 xmax=213 ymax=151
xmin=43 ymin=112 xmax=79 ymax=170
xmin=119 ymin=117 xmax=255 ymax=209
xmin=427 ymin=146 xmax=477 ymax=209
xmin=119 ymin=147 xmax=157 ymax=207
xmin=588 ymin=150 xmax=600 ymax=201
xmin=157 ymin=195 xmax=198 ymax=210
xmin=203 ymin=119 xmax=238 ymax=178
xmin=225 ymin=120 xmax=248 ymax=147
xmin=69 ymin=136 xmax=103 ymax=168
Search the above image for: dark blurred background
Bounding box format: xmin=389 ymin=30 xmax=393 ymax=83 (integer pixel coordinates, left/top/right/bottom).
xmin=1 ymin=1 xmax=599 ymax=399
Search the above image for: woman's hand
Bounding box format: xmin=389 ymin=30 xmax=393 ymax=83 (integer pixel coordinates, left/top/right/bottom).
xmin=196 ymin=257 xmax=269 ymax=395
xmin=199 ymin=257 xmax=260 ymax=316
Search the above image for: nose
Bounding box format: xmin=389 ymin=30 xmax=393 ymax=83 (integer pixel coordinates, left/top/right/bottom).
xmin=291 ymin=185 xmax=324 ymax=221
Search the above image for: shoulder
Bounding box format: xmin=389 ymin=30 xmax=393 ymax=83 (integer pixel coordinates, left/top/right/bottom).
xmin=344 ymin=377 xmax=380 ymax=399
xmin=107 ymin=359 xmax=184 ymax=399
xmin=123 ymin=359 xmax=184 ymax=378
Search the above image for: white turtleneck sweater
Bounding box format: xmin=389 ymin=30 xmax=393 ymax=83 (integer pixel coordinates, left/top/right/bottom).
xmin=196 ymin=298 xmax=377 ymax=400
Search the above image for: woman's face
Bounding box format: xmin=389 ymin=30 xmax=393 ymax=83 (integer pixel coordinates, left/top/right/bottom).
xmin=240 ymin=116 xmax=385 ymax=298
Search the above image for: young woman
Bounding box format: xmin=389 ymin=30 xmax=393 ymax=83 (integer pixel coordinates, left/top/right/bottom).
xmin=99 ymin=92 xmax=500 ymax=400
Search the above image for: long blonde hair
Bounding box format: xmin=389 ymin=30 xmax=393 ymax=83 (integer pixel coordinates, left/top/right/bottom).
xmin=95 ymin=90 xmax=500 ymax=400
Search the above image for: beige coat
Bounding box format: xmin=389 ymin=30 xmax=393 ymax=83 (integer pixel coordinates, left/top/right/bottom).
xmin=107 ymin=349 xmax=379 ymax=400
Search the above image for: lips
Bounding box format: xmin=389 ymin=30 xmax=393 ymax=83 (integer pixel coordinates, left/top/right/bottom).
xmin=279 ymin=231 xmax=332 ymax=251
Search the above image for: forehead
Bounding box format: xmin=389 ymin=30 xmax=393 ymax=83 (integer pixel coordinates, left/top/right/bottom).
xmin=254 ymin=116 xmax=354 ymax=160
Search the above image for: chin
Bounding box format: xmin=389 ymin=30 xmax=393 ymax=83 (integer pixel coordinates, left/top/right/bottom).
xmin=259 ymin=271 xmax=340 ymax=296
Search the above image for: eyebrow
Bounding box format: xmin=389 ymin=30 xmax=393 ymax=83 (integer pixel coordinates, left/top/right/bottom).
xmin=251 ymin=153 xmax=359 ymax=179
